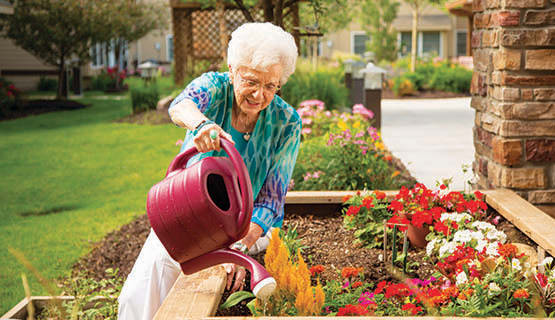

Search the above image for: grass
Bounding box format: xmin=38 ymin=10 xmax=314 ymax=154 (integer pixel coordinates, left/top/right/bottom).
xmin=0 ymin=93 xmax=184 ymax=314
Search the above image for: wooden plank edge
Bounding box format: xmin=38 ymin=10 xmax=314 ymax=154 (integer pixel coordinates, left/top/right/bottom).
xmin=285 ymin=190 xmax=399 ymax=204
xmin=484 ymin=188 xmax=555 ymax=258
xmin=1 ymin=296 xmax=74 ymax=319
xmin=154 ymin=266 xmax=226 ymax=319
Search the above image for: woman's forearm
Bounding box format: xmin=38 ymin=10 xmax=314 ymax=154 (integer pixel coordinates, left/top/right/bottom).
xmin=168 ymin=98 xmax=208 ymax=130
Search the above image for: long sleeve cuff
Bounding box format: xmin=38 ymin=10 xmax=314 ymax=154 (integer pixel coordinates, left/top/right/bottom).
xmin=251 ymin=205 xmax=276 ymax=236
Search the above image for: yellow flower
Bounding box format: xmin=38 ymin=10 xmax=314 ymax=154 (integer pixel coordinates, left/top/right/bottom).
xmin=353 ymin=121 xmax=361 ymax=129
xmin=337 ymin=120 xmax=348 ymax=131
xmin=375 ymin=141 xmax=384 ymax=151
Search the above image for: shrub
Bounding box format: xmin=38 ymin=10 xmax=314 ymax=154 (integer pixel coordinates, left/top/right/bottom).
xmin=90 ymin=72 xmax=113 ymax=91
xmin=37 ymin=76 xmax=58 ymax=91
xmin=391 ymin=76 xmax=415 ymax=96
xmin=0 ymin=77 xmax=22 ymax=118
xmin=429 ymin=65 xmax=472 ymax=93
xmin=130 ymin=84 xmax=159 ymax=114
xmin=281 ymin=60 xmax=349 ymax=110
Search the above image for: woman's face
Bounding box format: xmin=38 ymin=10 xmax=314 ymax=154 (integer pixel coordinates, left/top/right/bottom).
xmin=230 ymin=64 xmax=283 ymax=116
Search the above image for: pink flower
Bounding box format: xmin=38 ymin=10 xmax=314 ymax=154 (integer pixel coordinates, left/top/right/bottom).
xmin=313 ymin=171 xmax=322 ymax=178
xmin=342 ymin=281 xmax=350 ymax=289
xmin=299 ymin=99 xmax=325 ymax=109
xmin=327 ymin=134 xmax=336 ymax=146
xmin=360 ymin=146 xmax=369 ymax=155
xmin=353 ymin=139 xmax=365 ymax=145
xmin=288 ymin=179 xmax=295 ymax=191
xmin=301 ymin=127 xmax=312 ymax=135
xmin=492 ymin=215 xmax=501 ymax=225
xmin=343 ymin=130 xmax=352 ymax=140
xmin=352 ymin=104 xmax=374 ymax=120
xmin=302 ymin=118 xmax=313 ymax=125
xmin=325 ymin=111 xmax=332 ymax=118
xmin=175 ymin=139 xmax=184 ymax=146
xmin=355 ymin=131 xmax=365 ymax=138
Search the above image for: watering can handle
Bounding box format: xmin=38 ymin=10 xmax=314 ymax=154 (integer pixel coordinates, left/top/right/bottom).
xmin=165 ymin=137 xmax=253 ymax=230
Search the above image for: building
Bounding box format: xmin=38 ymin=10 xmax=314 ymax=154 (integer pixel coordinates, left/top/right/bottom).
xmin=320 ymin=2 xmax=470 ymax=61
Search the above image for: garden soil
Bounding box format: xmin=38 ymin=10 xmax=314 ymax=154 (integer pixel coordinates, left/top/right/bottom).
xmin=1 ymin=99 xmax=87 ymax=121
xmin=71 ymin=208 xmax=535 ymax=316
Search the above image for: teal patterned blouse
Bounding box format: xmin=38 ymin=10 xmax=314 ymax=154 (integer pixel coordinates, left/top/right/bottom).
xmin=169 ymin=72 xmax=302 ymax=235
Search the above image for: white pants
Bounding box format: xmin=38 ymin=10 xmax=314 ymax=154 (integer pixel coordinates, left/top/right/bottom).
xmin=117 ymin=228 xmax=273 ymax=320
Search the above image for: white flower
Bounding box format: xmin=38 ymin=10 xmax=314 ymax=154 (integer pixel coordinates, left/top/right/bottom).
xmin=426 ymin=239 xmax=437 ymax=256
xmin=539 ymin=257 xmax=554 ymax=267
xmin=512 ymin=258 xmax=522 ymax=271
xmin=476 ymin=239 xmax=488 ymax=252
xmin=489 ymin=282 xmax=501 ymax=292
xmin=456 ymin=272 xmax=468 ymax=285
xmin=472 ymin=221 xmax=495 ymax=231
xmin=439 ymin=241 xmax=458 ymax=258
xmin=454 ymin=230 xmax=473 ymax=243
xmin=486 ymin=242 xmax=499 ymax=256
xmin=378 ymin=254 xmax=383 ymax=262
xmin=471 ymin=231 xmax=484 ymax=240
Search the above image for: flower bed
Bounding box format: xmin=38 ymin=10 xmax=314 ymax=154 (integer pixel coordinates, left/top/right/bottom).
xmin=216 ymin=186 xmax=554 ymax=317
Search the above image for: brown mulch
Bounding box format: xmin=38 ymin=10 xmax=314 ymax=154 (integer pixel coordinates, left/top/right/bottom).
xmin=1 ymin=99 xmax=88 ymax=121
xmin=115 ymin=109 xmax=171 ymax=125
xmin=382 ymin=88 xmax=470 ymax=100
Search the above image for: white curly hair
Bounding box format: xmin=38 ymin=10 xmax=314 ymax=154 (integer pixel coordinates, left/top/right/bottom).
xmin=227 ymin=22 xmax=298 ymax=86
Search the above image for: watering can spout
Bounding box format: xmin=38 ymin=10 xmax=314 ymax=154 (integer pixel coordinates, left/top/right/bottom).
xmin=180 ymin=248 xmax=276 ymax=299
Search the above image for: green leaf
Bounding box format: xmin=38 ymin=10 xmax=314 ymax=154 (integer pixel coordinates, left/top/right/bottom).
xmin=219 ymin=291 xmax=255 ymax=309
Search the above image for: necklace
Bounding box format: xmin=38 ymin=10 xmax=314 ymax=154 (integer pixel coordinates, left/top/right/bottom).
xmin=233 ymin=105 xmax=256 ymax=141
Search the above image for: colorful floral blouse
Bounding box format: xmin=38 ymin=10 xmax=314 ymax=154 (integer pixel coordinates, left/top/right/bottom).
xmin=169 ymin=72 xmax=302 ymax=235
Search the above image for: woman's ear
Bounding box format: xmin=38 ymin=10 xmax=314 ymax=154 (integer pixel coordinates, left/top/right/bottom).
xmin=228 ymin=65 xmax=234 ymax=84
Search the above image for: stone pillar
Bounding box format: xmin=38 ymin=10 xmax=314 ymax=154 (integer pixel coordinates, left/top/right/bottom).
xmin=471 ymin=0 xmax=555 ymax=215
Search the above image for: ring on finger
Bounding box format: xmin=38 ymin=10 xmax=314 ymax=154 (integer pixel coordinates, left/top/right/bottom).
xmin=209 ymin=129 xmax=218 ymax=140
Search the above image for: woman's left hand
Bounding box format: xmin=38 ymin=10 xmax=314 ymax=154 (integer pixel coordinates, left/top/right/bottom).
xmin=225 ymin=223 xmax=263 ymax=292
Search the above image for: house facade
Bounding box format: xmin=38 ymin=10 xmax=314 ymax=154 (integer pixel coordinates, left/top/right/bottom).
xmin=320 ymin=2 xmax=470 ymax=61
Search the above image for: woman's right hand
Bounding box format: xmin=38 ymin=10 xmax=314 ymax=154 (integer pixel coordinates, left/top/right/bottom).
xmin=193 ymin=123 xmax=233 ymax=153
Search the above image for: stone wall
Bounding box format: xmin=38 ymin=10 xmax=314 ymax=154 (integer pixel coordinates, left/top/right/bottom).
xmin=471 ymin=0 xmax=555 ymax=214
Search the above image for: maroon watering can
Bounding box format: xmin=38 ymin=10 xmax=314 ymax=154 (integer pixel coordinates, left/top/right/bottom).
xmin=147 ymin=137 xmax=276 ymax=298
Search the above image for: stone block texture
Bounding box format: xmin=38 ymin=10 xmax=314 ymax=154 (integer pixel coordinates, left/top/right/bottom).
xmin=472 ymin=0 xmax=555 ymax=204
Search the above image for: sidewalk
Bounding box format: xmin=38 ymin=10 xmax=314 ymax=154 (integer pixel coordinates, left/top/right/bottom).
xmin=380 ymin=97 xmax=474 ymax=191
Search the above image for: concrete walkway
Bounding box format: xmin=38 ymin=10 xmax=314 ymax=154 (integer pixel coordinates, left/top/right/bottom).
xmin=380 ymin=97 xmax=475 ymax=191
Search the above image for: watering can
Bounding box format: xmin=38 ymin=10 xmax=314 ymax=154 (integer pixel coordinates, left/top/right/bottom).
xmin=146 ymin=137 xmax=276 ymax=298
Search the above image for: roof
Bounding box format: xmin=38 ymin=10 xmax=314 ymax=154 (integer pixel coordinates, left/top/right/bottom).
xmin=445 ymin=0 xmax=473 ymax=17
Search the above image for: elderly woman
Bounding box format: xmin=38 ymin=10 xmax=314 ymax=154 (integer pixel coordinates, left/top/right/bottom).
xmin=118 ymin=22 xmax=301 ymax=319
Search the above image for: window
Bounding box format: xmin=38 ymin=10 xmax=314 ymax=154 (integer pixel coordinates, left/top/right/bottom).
xmin=352 ymin=33 xmax=370 ymax=56
xmin=456 ymin=31 xmax=467 ymax=56
xmin=400 ymin=32 xmax=412 ymax=56
xmin=422 ymin=31 xmax=440 ymax=57
xmin=167 ymin=35 xmax=174 ymax=61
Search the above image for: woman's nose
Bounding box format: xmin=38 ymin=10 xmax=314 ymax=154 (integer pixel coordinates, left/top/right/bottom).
xmin=251 ymin=87 xmax=264 ymax=100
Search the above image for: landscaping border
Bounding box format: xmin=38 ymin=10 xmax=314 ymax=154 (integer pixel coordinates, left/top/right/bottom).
xmin=0 ymin=296 xmax=73 ymax=319
xmin=154 ymin=188 xmax=555 ymax=319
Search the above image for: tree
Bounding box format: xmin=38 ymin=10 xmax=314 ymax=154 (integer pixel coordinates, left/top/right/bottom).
xmin=404 ymin=0 xmax=445 ymax=71
xmin=96 ymin=0 xmax=167 ymax=90
xmin=1 ymin=0 xmax=100 ymax=99
xmin=358 ymin=0 xmax=399 ymax=62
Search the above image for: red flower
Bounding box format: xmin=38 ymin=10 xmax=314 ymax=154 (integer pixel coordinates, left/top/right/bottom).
xmin=536 ymin=273 xmax=548 ymax=288
xmin=402 ymin=303 xmax=422 ymax=315
xmin=345 ymin=205 xmax=361 ymax=217
xmin=474 ymin=190 xmax=484 ymax=200
xmin=433 ymin=221 xmax=450 ymax=236
xmin=513 ymin=289 xmax=530 ymax=299
xmin=342 ymin=195 xmax=352 ymax=203
xmin=387 ymin=215 xmax=409 ymax=231
xmin=375 ymin=280 xmax=387 ymax=294
xmin=498 ymin=243 xmax=519 ymax=259
xmin=388 ymin=200 xmax=403 ymax=212
xmin=440 ymin=184 xmax=447 ymax=190
xmin=7 ymin=91 xmax=13 ymax=98
xmin=337 ymin=304 xmax=369 ymax=316
xmin=310 ymin=265 xmax=325 ymax=277
xmin=352 ymin=281 xmax=363 ymax=288
xmin=362 ymin=196 xmax=374 ymax=209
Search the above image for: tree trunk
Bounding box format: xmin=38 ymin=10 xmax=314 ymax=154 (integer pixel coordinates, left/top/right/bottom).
xmin=410 ymin=6 xmax=419 ymax=72
xmin=274 ymin=0 xmax=284 ymax=27
xmin=263 ymin=0 xmax=273 ymax=22
xmin=114 ymin=39 xmax=122 ymax=90
xmin=57 ymin=55 xmax=67 ymax=100
xmin=216 ymin=0 xmax=228 ymax=61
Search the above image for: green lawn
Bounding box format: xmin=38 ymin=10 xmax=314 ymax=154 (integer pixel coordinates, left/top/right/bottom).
xmin=0 ymin=94 xmax=184 ymax=314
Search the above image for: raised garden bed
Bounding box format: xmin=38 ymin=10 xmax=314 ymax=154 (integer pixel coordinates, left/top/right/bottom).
xmin=153 ymin=188 xmax=555 ymax=318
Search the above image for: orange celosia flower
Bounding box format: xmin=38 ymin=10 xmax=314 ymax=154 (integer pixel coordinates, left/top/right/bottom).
xmin=391 ymin=170 xmax=400 ymax=178
xmin=342 ymin=195 xmax=352 ymax=203
xmin=513 ymin=288 xmax=530 ymax=299
xmin=373 ymin=190 xmax=386 ymax=200
xmin=352 ymin=281 xmax=363 ymax=289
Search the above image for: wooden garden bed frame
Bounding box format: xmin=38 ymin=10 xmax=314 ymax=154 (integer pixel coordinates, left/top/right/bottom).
xmin=153 ymin=188 xmax=555 ymax=319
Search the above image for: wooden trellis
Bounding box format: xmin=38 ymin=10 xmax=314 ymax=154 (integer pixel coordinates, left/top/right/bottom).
xmin=170 ymin=0 xmax=300 ymax=86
